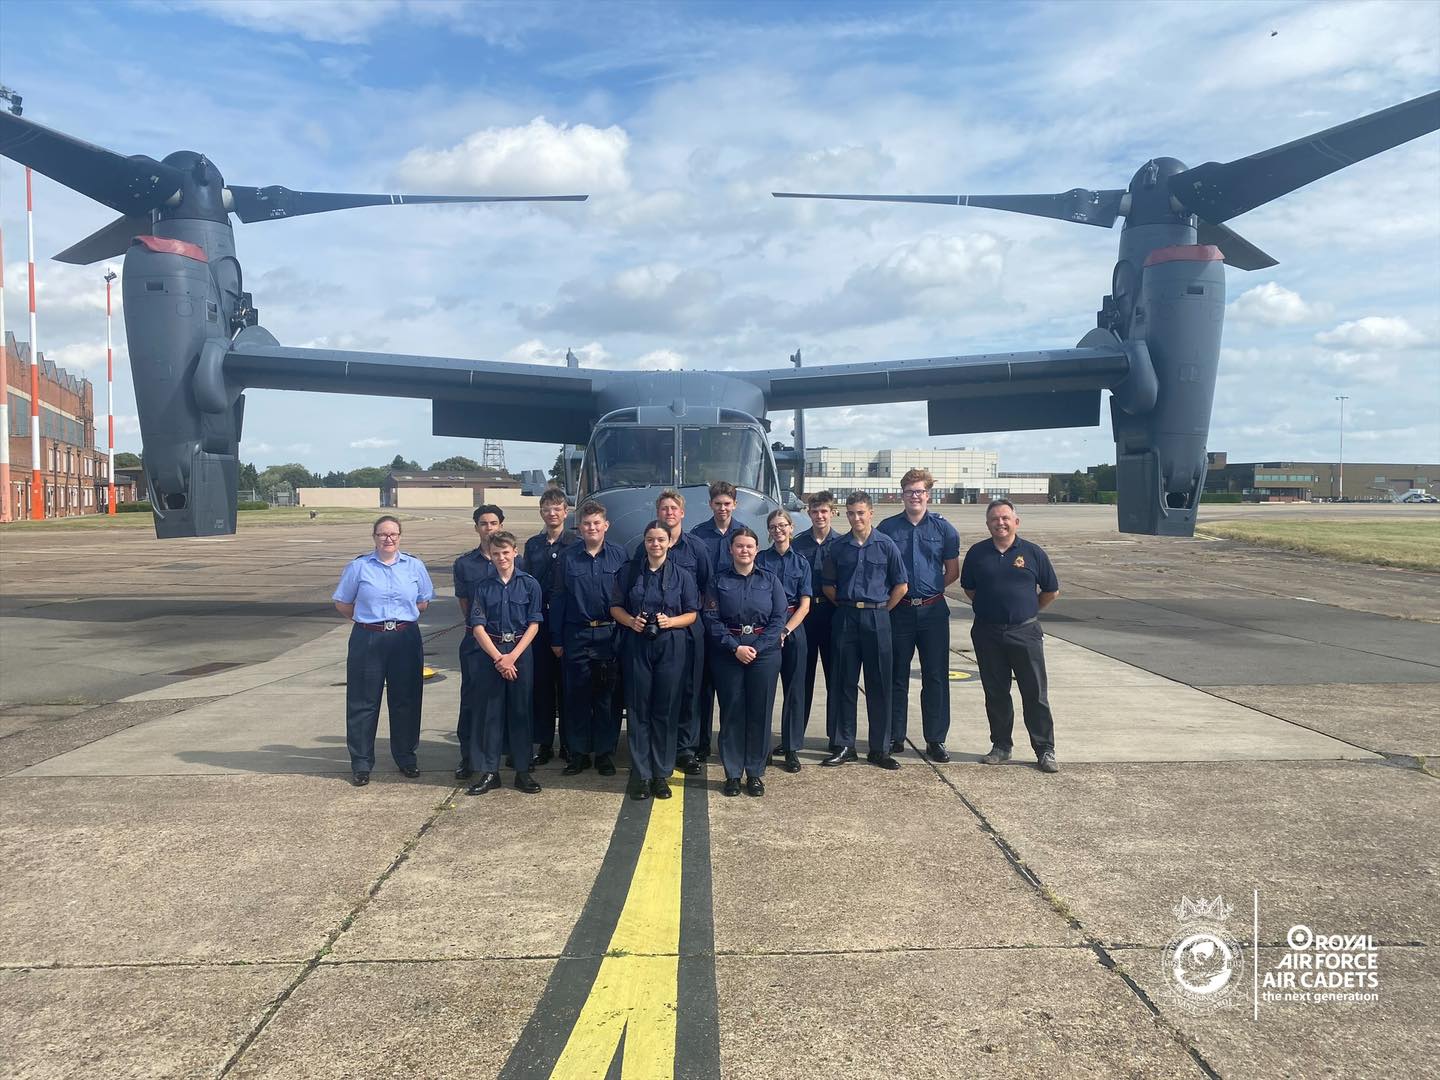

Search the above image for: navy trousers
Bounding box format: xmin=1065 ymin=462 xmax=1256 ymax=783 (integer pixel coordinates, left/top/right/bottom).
xmin=829 ymin=606 xmax=893 ymax=753
xmin=562 ymin=624 xmax=621 ymax=756
xmin=622 ymin=629 xmax=686 ymax=781
xmin=676 ymin=621 xmax=706 ymax=758
xmin=466 ymin=641 xmax=535 ymax=774
xmin=777 ymin=623 xmax=808 ymax=752
xmin=456 ymin=634 xmax=478 ymax=768
xmin=970 ymin=620 xmax=1055 ymax=755
xmin=712 ymin=644 xmax=782 ymax=779
xmin=530 ymin=623 xmax=567 ymax=752
xmin=345 ymin=622 xmax=422 ymax=773
xmin=803 ymin=599 xmax=835 ymax=746
xmin=889 ymin=601 xmax=952 ymax=746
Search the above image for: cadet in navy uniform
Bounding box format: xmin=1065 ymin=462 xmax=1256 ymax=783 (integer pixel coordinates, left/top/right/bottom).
xmin=960 ymin=498 xmax=1061 ymax=773
xmin=524 ymin=487 xmax=577 ymax=766
xmin=689 ymin=480 xmax=739 ymax=762
xmin=792 ymin=490 xmax=841 ymax=749
xmin=452 ymin=504 xmax=507 ymax=779
xmin=638 ymin=489 xmax=711 ymax=777
xmin=756 ymin=508 xmax=812 ymax=773
xmin=611 ymin=520 xmax=699 ymax=801
xmin=465 ymin=531 xmax=544 ymax=795
xmin=877 ymin=468 xmax=961 ymax=762
xmin=821 ymin=491 xmax=908 ymax=769
xmin=704 ymin=526 xmax=787 ymax=797
xmin=550 ymin=500 xmax=627 ymax=777
xmin=333 ymin=515 xmax=435 ymax=787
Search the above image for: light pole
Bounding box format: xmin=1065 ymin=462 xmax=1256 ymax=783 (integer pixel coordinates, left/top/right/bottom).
xmin=1335 ymin=395 xmax=1349 ymax=501
xmin=104 ymin=269 xmax=117 ymax=514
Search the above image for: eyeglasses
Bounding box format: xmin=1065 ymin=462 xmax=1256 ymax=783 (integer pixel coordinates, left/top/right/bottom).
xmin=902 ymin=488 xmax=928 ymax=497
xmin=374 ymin=533 xmax=400 ymax=541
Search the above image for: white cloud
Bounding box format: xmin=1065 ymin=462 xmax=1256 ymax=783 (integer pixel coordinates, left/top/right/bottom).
xmin=1315 ymin=316 xmax=1430 ymax=350
xmin=349 ymin=437 xmax=399 ymax=450
xmin=501 ymin=340 xmax=608 ymax=366
xmin=395 ymin=117 xmax=631 ymax=196
xmin=177 ymin=1 xmax=403 ymax=45
xmin=634 ymin=348 xmax=686 ymax=371
xmin=1228 ymin=282 xmax=1328 ymax=326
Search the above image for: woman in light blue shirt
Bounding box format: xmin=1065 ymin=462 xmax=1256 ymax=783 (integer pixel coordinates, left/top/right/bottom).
xmin=333 ymin=515 xmax=434 ymax=787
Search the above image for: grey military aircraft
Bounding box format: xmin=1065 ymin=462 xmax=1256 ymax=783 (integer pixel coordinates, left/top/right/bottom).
xmin=1 ymin=90 xmax=1437 ymax=547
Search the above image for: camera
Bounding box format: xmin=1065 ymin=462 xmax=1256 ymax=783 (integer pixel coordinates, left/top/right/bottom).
xmin=640 ymin=611 xmax=661 ymax=639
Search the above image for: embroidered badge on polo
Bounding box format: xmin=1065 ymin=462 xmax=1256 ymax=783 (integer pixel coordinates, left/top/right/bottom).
xmin=1014 ymin=556 xmax=1026 ymax=569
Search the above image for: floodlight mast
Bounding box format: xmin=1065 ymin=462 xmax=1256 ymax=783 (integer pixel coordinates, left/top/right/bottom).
xmin=104 ymin=269 xmax=117 ymax=514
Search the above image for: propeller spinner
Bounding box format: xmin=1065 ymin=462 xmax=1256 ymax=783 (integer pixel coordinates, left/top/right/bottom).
xmin=775 ymin=90 xmax=1440 ymax=271
xmin=0 ymin=111 xmax=589 ymax=264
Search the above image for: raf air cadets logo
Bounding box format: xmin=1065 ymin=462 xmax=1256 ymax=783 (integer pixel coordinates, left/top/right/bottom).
xmin=1161 ymin=895 xmax=1246 ymax=1013
xmin=1013 ymin=555 xmax=1026 ymax=569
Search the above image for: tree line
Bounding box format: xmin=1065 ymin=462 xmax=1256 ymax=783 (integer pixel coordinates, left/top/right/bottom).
xmin=231 ymin=455 xmax=498 ymax=497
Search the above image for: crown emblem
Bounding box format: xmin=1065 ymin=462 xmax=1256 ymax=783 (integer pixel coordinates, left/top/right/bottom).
xmin=1174 ymin=895 xmax=1233 ymax=922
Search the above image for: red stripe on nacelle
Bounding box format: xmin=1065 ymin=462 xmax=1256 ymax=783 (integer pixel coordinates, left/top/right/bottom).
xmin=134 ymin=235 xmax=209 ymax=262
xmin=1144 ymin=244 xmax=1224 ymax=267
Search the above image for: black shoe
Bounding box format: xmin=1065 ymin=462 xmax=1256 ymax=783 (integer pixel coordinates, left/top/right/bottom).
xmin=514 ymin=772 xmax=541 ymax=794
xmin=651 ymin=777 xmax=673 ymax=799
xmin=695 ymin=747 xmax=711 ymax=763
xmin=676 ymin=755 xmax=703 ymax=776
xmin=722 ymin=777 xmax=742 ymax=797
xmin=768 ymin=745 xmax=780 ymax=758
xmin=782 ymin=751 xmax=802 ymax=773
xmin=466 ymin=772 xmax=501 ymax=795
xmin=821 ymin=747 xmax=857 ymax=767
xmin=927 ymin=742 xmax=951 ymax=763
xmin=562 ymin=754 xmax=592 ymax=776
xmin=891 ymin=738 xmax=906 ymax=754
xmin=352 ymin=771 xmax=370 ymax=787
xmin=399 ymin=764 xmax=420 ymax=778
xmin=531 ymin=746 xmax=554 ymax=767
xmin=595 ymin=753 xmax=616 ymax=776
xmin=630 ymin=784 xmax=651 ymax=801
xmin=454 ymin=762 xmax=473 ymax=781
xmin=866 ymin=751 xmax=901 ymax=771
xmin=746 ymin=776 xmax=765 ymax=797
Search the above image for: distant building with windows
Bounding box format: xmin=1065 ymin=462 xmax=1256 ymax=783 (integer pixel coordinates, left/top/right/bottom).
xmin=803 ymin=447 xmax=1048 ymax=503
xmin=3 ymin=332 xmax=136 ymax=519
xmin=1205 ymin=452 xmax=1438 ymax=502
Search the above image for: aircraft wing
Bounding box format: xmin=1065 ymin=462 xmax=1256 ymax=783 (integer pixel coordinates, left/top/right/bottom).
xmin=741 ymin=342 xmax=1132 ymax=434
xmin=224 ymin=331 xmax=602 ymax=443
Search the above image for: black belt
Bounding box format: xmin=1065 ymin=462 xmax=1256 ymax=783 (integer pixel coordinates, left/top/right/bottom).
xmin=976 ymin=617 xmax=1038 ymax=630
xmin=357 ymin=620 xmax=413 ymax=631
xmin=575 ymin=619 xmax=614 ymax=629
xmin=837 ymin=600 xmax=885 ymax=609
xmin=726 ymin=624 xmax=766 ymax=635
xmin=906 ymin=594 xmax=944 ymax=607
xmin=485 ymin=629 xmax=520 ymax=643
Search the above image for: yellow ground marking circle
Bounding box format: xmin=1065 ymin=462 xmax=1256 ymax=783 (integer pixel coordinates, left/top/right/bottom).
xmin=948 ymin=670 xmax=974 ymax=681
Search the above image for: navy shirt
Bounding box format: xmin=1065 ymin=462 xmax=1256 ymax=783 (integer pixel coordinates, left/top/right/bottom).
xmin=822 ymin=530 xmax=908 ymax=604
xmin=792 ymin=528 xmax=842 ymax=605
xmin=632 ymin=530 xmax=712 ymax=593
xmin=959 ymin=537 xmax=1059 ymax=625
xmin=467 ymin=570 xmax=544 ymax=636
xmin=703 ymin=567 xmax=787 ymax=654
xmin=334 ymin=551 xmax=435 ymax=623
xmin=877 ymin=511 xmax=961 ymax=599
xmin=609 ymin=559 xmax=699 ymax=619
xmin=524 ymin=529 xmax=578 ymax=609
xmin=453 ymin=546 xmax=494 ymax=603
xmin=756 ymin=546 xmax=813 ymax=609
xmin=550 ymin=540 xmax=628 ymax=636
xmin=690 ymin=517 xmax=735 ymax=574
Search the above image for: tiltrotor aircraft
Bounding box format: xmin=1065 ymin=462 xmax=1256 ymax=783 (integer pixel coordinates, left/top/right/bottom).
xmin=2 ymin=90 xmax=1437 ymax=547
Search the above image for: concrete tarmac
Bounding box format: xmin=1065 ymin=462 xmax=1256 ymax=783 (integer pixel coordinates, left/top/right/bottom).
xmin=1 ymin=503 xmax=1436 ymax=1079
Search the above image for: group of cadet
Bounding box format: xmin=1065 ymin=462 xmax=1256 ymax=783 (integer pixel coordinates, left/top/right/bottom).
xmin=332 ymin=470 xmax=1060 ymax=797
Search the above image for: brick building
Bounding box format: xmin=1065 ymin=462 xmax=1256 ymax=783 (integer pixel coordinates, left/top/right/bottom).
xmin=3 ymin=331 xmax=137 ymax=520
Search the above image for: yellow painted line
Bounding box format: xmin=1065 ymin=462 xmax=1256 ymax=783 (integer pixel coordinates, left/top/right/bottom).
xmin=551 ymin=774 xmax=686 ymax=1078
xmin=948 ymin=670 xmax=974 ymax=681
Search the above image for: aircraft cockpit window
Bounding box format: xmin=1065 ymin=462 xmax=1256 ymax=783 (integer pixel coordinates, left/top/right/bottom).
xmin=681 ymin=426 xmax=775 ymax=497
xmin=584 ymin=426 xmax=676 ymax=491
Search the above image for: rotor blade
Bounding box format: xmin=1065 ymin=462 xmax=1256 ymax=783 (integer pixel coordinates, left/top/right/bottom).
xmin=1195 ymin=220 xmax=1278 ymax=271
xmin=0 ymin=112 xmax=184 ymax=215
xmin=54 ymin=213 xmax=150 ymax=265
xmin=773 ymin=188 xmax=1125 ymax=227
xmin=1170 ymin=90 xmax=1440 ymax=223
xmin=227 ymin=185 xmax=588 ymax=223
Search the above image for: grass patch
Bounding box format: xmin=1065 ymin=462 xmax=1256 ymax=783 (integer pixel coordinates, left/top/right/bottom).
xmin=1199 ymin=519 xmax=1440 ymax=572
xmin=0 ymin=506 xmax=385 ymax=532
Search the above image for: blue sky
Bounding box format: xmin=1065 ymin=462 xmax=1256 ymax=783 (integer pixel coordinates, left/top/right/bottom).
xmin=1 ymin=0 xmax=1437 ymax=479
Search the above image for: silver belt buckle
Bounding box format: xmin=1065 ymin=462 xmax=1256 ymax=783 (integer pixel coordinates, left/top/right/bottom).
xmin=741 ymin=624 xmax=754 ymax=635
xmin=910 ymin=598 xmax=924 ymax=606
xmin=383 ymin=620 xmax=397 ymax=631
xmin=501 ymin=632 xmax=516 ymax=643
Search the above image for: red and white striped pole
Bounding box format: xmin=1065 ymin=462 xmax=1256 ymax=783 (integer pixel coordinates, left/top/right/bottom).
xmin=0 ymin=207 xmax=10 ymax=522
xmin=26 ymin=166 xmax=43 ymax=519
xmin=104 ymin=269 xmax=116 ymax=514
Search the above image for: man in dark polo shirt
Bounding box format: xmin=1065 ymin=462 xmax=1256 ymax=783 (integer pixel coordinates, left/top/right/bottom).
xmin=524 ymin=487 xmax=577 ymax=766
xmin=453 ymin=503 xmax=508 ymax=779
xmin=959 ymin=498 xmax=1060 ymax=773
xmin=820 ymin=491 xmax=908 ymax=769
xmin=877 ymin=467 xmax=961 ymax=762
